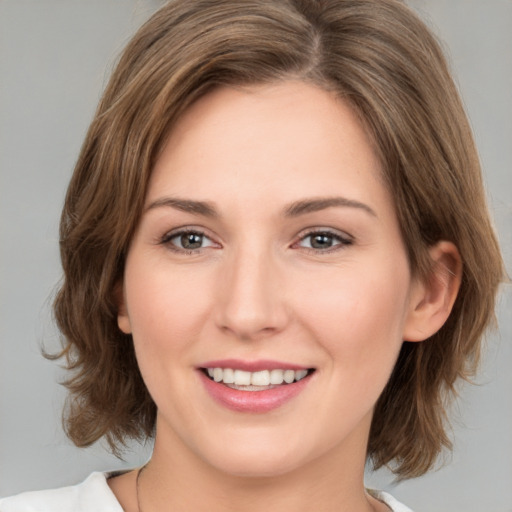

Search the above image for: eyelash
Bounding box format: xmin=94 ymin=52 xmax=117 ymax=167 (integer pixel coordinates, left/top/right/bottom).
xmin=159 ymin=228 xmax=215 ymax=255
xmin=159 ymin=228 xmax=353 ymax=255
xmin=293 ymin=229 xmax=353 ymax=254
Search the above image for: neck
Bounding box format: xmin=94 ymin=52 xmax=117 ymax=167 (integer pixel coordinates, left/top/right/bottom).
xmin=136 ymin=417 xmax=378 ymax=512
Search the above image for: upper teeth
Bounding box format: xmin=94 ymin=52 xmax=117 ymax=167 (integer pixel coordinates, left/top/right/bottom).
xmin=206 ymin=368 xmax=309 ymax=386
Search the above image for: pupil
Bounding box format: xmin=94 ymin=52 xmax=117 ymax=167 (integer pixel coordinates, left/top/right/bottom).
xmin=181 ymin=233 xmax=202 ymax=249
xmin=311 ymin=234 xmax=332 ymax=249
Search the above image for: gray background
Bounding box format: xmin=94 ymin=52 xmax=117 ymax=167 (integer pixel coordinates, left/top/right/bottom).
xmin=1 ymin=1 xmax=511 ymax=511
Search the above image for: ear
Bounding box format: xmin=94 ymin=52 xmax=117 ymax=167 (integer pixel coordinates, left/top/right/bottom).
xmin=114 ymin=280 xmax=132 ymax=334
xmin=403 ymin=241 xmax=462 ymax=342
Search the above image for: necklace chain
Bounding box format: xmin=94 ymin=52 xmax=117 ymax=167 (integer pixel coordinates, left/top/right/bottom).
xmin=136 ymin=463 xmax=147 ymax=512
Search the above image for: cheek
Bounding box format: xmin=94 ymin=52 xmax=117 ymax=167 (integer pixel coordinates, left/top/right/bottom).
xmin=295 ymin=261 xmax=411 ymax=372
xmin=291 ymin=266 xmax=411 ymax=440
xmin=123 ymin=263 xmax=217 ymax=422
xmin=123 ymin=259 xmax=214 ymax=364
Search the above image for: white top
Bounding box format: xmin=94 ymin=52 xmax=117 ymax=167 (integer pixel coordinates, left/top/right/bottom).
xmin=0 ymin=472 xmax=414 ymax=512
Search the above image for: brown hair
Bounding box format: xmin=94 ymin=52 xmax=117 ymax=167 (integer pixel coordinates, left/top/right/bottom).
xmin=53 ymin=0 xmax=504 ymax=478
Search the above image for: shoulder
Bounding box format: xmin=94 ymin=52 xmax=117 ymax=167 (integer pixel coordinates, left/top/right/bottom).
xmin=368 ymin=489 xmax=415 ymax=512
xmin=0 ymin=472 xmax=124 ymax=512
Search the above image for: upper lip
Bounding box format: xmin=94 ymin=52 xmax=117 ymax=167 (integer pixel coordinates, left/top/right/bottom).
xmin=199 ymin=359 xmax=311 ymax=372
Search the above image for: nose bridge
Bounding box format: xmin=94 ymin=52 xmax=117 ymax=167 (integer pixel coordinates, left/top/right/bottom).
xmin=216 ymin=240 xmax=287 ymax=340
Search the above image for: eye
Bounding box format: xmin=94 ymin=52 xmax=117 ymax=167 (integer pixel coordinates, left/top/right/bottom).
xmin=296 ymin=230 xmax=353 ymax=252
xmin=161 ymin=229 xmax=217 ymax=253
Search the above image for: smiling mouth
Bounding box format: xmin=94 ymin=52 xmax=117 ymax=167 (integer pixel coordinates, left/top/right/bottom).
xmin=201 ymin=368 xmax=315 ymax=391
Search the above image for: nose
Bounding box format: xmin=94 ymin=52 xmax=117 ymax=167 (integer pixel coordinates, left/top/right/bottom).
xmin=215 ymin=246 xmax=289 ymax=341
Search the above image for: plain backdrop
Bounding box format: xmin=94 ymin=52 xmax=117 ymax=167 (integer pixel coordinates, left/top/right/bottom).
xmin=1 ymin=1 xmax=511 ymax=511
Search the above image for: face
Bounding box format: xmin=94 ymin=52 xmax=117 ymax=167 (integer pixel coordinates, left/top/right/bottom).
xmin=118 ymin=81 xmax=424 ymax=478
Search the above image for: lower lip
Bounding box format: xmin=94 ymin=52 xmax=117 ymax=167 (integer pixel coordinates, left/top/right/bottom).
xmin=198 ymin=371 xmax=313 ymax=413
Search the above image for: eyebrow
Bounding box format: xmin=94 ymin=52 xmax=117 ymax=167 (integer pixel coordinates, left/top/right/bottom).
xmin=145 ymin=197 xmax=218 ymax=218
xmin=145 ymin=195 xmax=376 ymax=219
xmin=283 ymin=197 xmax=377 ymax=218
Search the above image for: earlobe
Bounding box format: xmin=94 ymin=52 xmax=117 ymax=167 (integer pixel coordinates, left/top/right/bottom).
xmin=115 ymin=281 xmax=132 ymax=334
xmin=403 ymin=241 xmax=462 ymax=342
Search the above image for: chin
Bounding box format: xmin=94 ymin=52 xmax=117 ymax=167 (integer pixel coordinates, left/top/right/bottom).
xmin=210 ymin=454 xmax=305 ymax=479
xmin=199 ymin=435 xmax=312 ymax=479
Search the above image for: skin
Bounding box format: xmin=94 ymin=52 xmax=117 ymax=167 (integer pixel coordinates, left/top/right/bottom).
xmin=111 ymin=81 xmax=461 ymax=512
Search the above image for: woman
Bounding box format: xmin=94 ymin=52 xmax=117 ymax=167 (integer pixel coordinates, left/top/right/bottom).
xmin=0 ymin=0 xmax=504 ymax=511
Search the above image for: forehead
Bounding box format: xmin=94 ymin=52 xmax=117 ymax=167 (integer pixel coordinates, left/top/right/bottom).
xmin=148 ymin=81 xmax=391 ymax=219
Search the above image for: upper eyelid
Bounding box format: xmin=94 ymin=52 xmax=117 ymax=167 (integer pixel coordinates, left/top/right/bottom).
xmin=160 ymin=226 xmax=212 ymax=242
xmin=295 ymin=227 xmax=353 ymax=241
